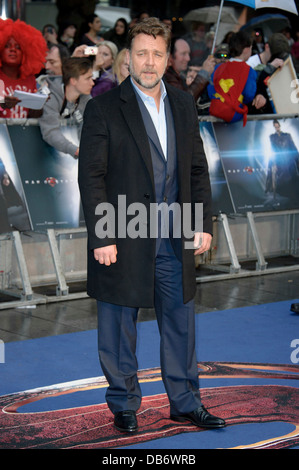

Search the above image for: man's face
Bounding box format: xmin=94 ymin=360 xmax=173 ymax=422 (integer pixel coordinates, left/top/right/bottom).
xmin=127 ymin=33 xmax=169 ymax=92
xmin=1 ymin=37 xmax=23 ymax=67
xmin=90 ymin=16 xmax=102 ymax=33
xmin=194 ymin=24 xmax=206 ymax=39
xmin=172 ymin=39 xmax=190 ymax=73
xmin=45 ymin=47 xmax=62 ymax=75
xmin=72 ymin=69 xmax=94 ymax=95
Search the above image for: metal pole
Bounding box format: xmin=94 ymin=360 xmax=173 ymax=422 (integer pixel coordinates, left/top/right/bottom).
xmin=212 ymin=0 xmax=225 ymax=54
xmin=0 ymin=0 xmax=25 ymax=20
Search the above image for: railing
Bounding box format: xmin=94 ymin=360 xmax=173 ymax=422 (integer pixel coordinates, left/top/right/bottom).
xmin=0 ymin=116 xmax=298 ymax=309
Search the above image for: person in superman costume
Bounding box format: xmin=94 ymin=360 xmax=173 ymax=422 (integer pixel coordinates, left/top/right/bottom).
xmin=208 ymin=31 xmax=266 ymax=126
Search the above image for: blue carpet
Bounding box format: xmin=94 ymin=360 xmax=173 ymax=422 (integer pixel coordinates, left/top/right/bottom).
xmin=0 ymin=300 xmax=298 ymax=449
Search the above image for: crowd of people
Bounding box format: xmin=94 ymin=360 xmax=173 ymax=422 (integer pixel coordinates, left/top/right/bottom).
xmin=0 ymin=12 xmax=298 ymax=156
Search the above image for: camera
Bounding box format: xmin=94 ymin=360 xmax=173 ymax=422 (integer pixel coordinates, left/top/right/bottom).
xmin=84 ymin=46 xmax=98 ymax=56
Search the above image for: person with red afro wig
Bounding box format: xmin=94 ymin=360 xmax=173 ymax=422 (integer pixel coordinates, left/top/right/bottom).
xmin=0 ymin=18 xmax=47 ymax=118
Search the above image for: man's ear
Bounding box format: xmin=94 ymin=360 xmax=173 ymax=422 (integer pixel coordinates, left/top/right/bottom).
xmin=125 ymin=48 xmax=130 ymax=67
xmin=167 ymin=54 xmax=174 ymax=67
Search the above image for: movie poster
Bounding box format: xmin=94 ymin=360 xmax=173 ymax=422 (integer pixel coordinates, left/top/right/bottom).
xmin=199 ymin=121 xmax=234 ymax=215
xmin=8 ymin=124 xmax=85 ymax=231
xmin=213 ymin=118 xmax=299 ymax=213
xmin=3 ymin=118 xmax=299 ymax=236
xmin=0 ymin=124 xmax=31 ymax=234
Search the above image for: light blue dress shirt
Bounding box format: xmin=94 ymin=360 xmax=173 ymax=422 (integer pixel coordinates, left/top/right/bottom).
xmin=131 ymin=77 xmax=168 ymax=159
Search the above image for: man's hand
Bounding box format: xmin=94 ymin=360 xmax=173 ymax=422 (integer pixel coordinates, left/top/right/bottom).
xmin=3 ymin=96 xmax=21 ymax=109
xmin=94 ymin=245 xmax=117 ymax=266
xmin=202 ymin=55 xmax=216 ymax=75
xmin=194 ymin=232 xmax=212 ymax=255
xmin=269 ymin=58 xmax=284 ymax=69
xmin=252 ymin=94 xmax=266 ymax=110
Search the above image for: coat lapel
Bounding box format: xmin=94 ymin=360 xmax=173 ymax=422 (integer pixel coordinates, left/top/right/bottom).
xmin=136 ymin=97 xmax=166 ymax=162
xmin=119 ymin=78 xmax=191 ymax=192
xmin=119 ymin=78 xmax=155 ymax=189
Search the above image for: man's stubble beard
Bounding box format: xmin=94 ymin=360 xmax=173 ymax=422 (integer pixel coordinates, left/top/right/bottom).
xmin=129 ymin=58 xmax=167 ymax=90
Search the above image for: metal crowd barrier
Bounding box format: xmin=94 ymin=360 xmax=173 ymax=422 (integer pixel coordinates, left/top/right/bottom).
xmin=0 ymin=115 xmax=298 ymax=309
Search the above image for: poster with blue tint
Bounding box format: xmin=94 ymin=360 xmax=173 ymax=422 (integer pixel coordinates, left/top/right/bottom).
xmin=0 ymin=124 xmax=31 ymax=234
xmin=213 ymin=118 xmax=299 ymax=213
xmin=8 ymin=124 xmax=85 ymax=231
xmin=199 ymin=121 xmax=234 ymax=215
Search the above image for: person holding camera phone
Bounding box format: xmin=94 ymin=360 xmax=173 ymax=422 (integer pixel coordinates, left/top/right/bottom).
xmin=164 ymin=37 xmax=215 ymax=102
xmin=89 ymin=41 xmax=118 ymax=97
xmin=42 ymin=24 xmax=59 ymax=46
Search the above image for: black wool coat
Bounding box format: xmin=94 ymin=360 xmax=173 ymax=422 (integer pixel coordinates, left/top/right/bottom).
xmin=78 ymin=77 xmax=212 ymax=308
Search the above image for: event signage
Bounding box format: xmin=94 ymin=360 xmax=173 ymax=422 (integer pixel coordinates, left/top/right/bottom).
xmin=0 ymin=119 xmax=299 ymax=235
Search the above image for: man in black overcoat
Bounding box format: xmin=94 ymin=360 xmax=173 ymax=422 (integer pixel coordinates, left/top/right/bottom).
xmin=78 ymin=18 xmax=225 ymax=433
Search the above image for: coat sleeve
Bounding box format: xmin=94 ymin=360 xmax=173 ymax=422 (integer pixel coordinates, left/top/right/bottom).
xmin=39 ymin=94 xmax=78 ymax=157
xmin=78 ymin=98 xmax=116 ymax=250
xmin=189 ymin=96 xmax=213 ymax=236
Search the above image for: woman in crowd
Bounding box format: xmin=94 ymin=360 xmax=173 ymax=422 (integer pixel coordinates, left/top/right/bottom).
xmin=103 ymin=18 xmax=129 ymax=51
xmin=91 ymin=40 xmax=118 ymax=97
xmin=81 ymin=14 xmax=103 ymax=46
xmin=0 ymin=18 xmax=47 ymax=118
xmin=58 ymin=21 xmax=77 ymax=53
xmin=112 ymin=48 xmax=130 ymax=84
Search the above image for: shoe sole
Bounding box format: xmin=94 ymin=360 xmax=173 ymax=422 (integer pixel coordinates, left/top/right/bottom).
xmin=114 ymin=424 xmax=138 ymax=433
xmin=170 ymin=415 xmax=226 ymax=428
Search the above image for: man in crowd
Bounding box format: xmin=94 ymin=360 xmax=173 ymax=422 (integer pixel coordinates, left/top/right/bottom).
xmin=45 ymin=42 xmax=70 ymax=76
xmin=164 ymin=37 xmax=215 ymax=101
xmin=39 ymin=57 xmax=93 ymax=157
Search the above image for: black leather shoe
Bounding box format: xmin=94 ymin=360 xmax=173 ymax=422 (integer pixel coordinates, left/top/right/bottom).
xmin=170 ymin=406 xmax=226 ymax=429
xmin=291 ymin=303 xmax=299 ymax=313
xmin=114 ymin=410 xmax=138 ymax=433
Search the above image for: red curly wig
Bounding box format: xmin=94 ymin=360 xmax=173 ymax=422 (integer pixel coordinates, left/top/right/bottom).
xmin=0 ymin=18 xmax=47 ymax=78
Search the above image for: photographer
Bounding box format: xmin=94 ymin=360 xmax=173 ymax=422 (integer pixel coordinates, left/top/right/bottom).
xmin=163 ymin=36 xmax=215 ymax=102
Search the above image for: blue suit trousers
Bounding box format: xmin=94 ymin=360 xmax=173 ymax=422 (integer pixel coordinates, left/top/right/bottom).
xmin=97 ymin=238 xmax=202 ymax=415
